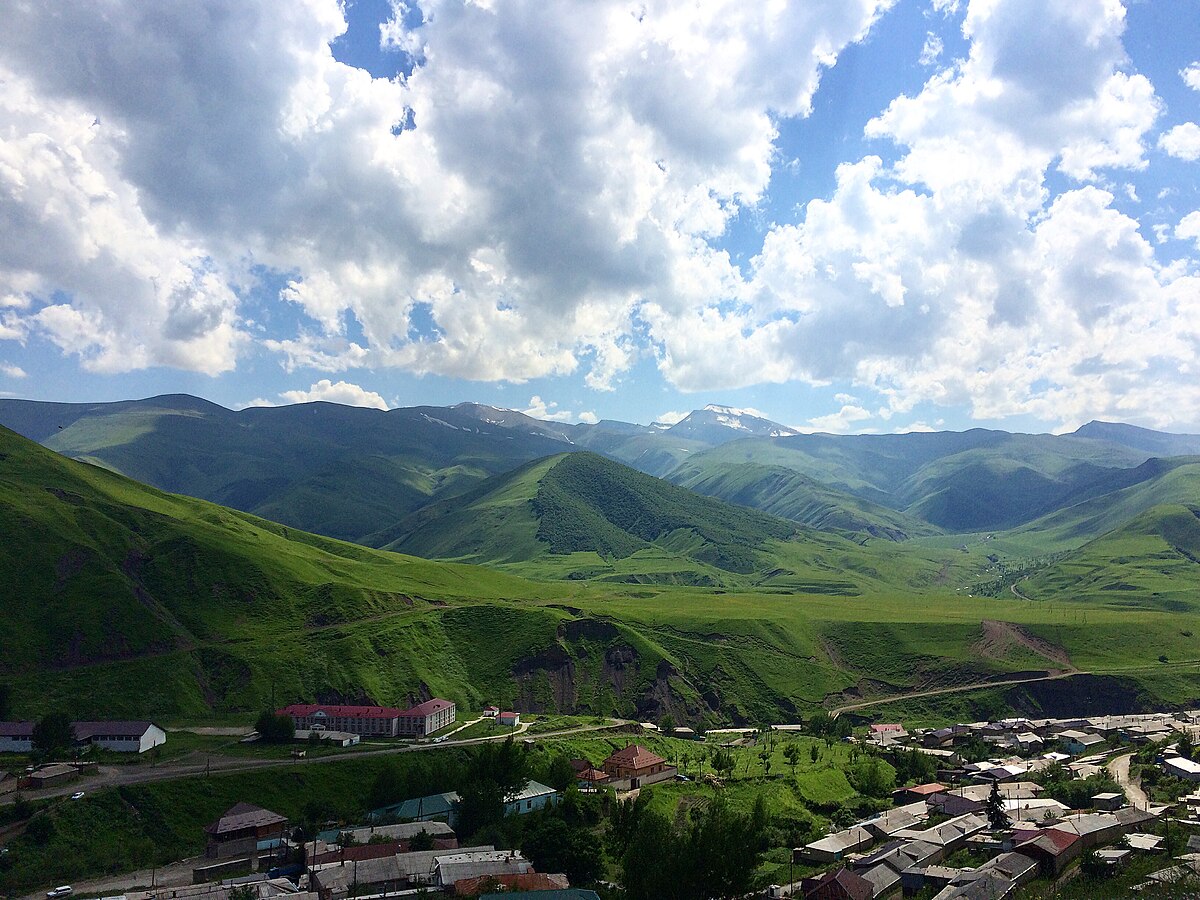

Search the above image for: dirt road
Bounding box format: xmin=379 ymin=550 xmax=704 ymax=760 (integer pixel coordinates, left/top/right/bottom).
xmin=1106 ymin=752 xmax=1149 ymax=809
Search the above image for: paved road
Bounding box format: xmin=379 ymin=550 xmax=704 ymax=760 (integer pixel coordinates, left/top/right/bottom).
xmin=1107 ymin=752 xmax=1149 ymax=809
xmin=0 ymin=719 xmax=629 ymax=806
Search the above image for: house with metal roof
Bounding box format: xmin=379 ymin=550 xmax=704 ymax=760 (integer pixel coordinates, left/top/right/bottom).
xmin=798 ymin=826 xmax=874 ymax=864
xmin=204 ymin=803 xmax=288 ymax=860
xmin=432 ymin=849 xmax=532 ymax=888
xmin=0 ymin=722 xmax=34 ymax=752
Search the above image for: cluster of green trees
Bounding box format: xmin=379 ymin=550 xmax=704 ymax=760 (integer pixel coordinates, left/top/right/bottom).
xmin=255 ymin=711 xmax=296 ymax=744
xmin=1035 ymin=762 xmax=1124 ymax=808
xmin=609 ymin=793 xmax=769 ymax=899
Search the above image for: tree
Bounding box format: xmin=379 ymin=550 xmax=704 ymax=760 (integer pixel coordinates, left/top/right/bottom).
xmin=711 ymin=748 xmax=735 ymax=781
xmin=32 ymin=712 xmax=74 ymax=757
xmin=1178 ymin=730 xmax=1194 ymax=761
xmin=228 ymin=886 xmax=256 ymax=900
xmin=408 ymin=829 xmax=435 ymax=851
xmin=660 ymin=714 xmax=676 ymax=737
xmin=255 ymin=710 xmax=295 ymax=744
xmin=783 ymin=744 xmax=801 ymax=776
xmin=522 ymin=814 xmax=604 ymax=886
xmin=985 ymin=781 xmax=1010 ymax=829
xmin=455 ymin=738 xmax=530 ymax=839
xmin=810 ymin=744 xmax=820 ymax=763
xmin=543 ymin=752 xmax=578 ymax=791
xmin=0 ymin=683 xmax=11 ymax=721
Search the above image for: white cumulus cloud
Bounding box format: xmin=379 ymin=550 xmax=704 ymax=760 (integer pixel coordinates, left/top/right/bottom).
xmin=246 ymin=379 xmax=390 ymax=410
xmin=1184 ymin=62 xmax=1200 ymax=92
xmin=1160 ymin=123 xmax=1200 ymax=161
xmin=522 ymin=395 xmax=595 ymax=424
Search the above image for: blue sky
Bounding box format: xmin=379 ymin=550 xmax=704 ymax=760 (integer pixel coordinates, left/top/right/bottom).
xmin=0 ymin=0 xmax=1198 ymax=433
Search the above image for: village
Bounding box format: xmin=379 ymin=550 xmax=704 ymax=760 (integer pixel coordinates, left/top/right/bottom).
xmin=8 ymin=701 xmax=1200 ymax=898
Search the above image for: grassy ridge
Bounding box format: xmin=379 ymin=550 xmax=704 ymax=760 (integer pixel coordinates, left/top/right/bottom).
xmin=4 ymin=423 xmax=1200 ymax=728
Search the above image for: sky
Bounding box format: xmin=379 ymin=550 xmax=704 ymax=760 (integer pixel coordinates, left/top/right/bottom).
xmin=0 ymin=0 xmax=1198 ymax=434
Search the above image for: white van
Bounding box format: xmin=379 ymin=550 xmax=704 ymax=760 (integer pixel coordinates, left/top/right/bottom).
xmin=47 ymin=887 xmax=73 ymax=898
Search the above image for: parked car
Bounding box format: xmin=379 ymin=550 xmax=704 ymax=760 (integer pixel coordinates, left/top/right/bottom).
xmin=70 ymin=791 xmax=85 ymax=800
xmin=47 ymin=887 xmax=73 ymax=898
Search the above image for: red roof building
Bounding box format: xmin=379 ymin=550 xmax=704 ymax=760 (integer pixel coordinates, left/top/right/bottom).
xmin=278 ymin=703 xmax=405 ymax=737
xmin=398 ymin=699 xmax=456 ymax=736
xmin=602 ymin=744 xmax=670 ymax=781
xmin=1015 ymin=828 xmax=1083 ymax=876
xmin=801 ymin=867 xmax=874 ymax=900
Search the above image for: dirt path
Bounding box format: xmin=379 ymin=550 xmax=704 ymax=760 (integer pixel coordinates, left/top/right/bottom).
xmin=977 ymin=619 xmax=1075 ymax=671
xmin=830 ymin=670 xmax=1080 ymax=716
xmin=1107 ymin=752 xmax=1149 ymax=809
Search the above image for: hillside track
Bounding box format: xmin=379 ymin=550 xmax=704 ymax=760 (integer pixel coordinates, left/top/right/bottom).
xmin=829 ymin=670 xmax=1079 ymax=716
xmin=830 ymin=657 xmax=1200 ymax=716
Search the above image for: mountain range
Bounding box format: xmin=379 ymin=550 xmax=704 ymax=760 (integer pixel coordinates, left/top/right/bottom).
xmin=4 ymin=395 xmax=1200 ymax=552
xmin=3 ymin=396 xmax=1200 ymax=725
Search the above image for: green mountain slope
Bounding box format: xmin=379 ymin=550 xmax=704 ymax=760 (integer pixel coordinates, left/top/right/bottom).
xmin=668 ymin=460 xmax=940 ymax=540
xmin=0 ymin=424 xmax=586 ymax=716
xmin=376 ymin=452 xmax=803 ymax=582
xmin=1020 ymin=504 xmax=1200 ymax=611
xmin=6 ymin=425 xmax=1200 ymax=728
xmin=0 ymin=396 xmax=569 ymax=544
xmin=1011 ymin=458 xmax=1200 ymax=550
xmin=671 ymin=430 xmax=1152 ymax=533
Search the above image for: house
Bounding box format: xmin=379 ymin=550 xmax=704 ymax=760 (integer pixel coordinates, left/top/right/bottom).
xmin=1056 ymin=730 xmax=1104 ymax=755
xmin=0 ymin=722 xmax=34 ymax=753
xmin=27 ymin=763 xmax=78 ymax=788
xmin=892 ymin=783 xmax=946 ymax=804
xmin=1164 ymin=756 xmax=1200 ymax=782
xmin=800 ymin=867 xmax=875 ymax=900
xmin=0 ymin=720 xmax=167 ymax=754
xmin=399 ymin=699 xmax=456 ymax=736
xmin=277 ymin=704 xmax=405 ymax=737
xmin=850 ymin=838 xmax=942 ymax=873
xmin=73 ymin=721 xmax=167 ymax=754
xmin=368 ymin=782 xmax=556 ymax=827
xmin=1126 ymin=833 xmax=1165 ymax=853
xmin=460 ymin=873 xmax=570 ymax=895
xmin=1004 ymin=797 xmax=1069 ymax=824
xmin=311 ymin=853 xmax=410 ymax=899
xmin=370 ymin=790 xmax=460 ymax=824
xmin=601 ymin=744 xmax=675 ymax=787
xmin=798 ymin=826 xmax=874 ymax=864
xmin=482 ymin=706 xmax=500 ymax=718
xmin=576 ymin=766 xmax=608 ymax=790
xmin=433 ymin=849 xmax=533 ymax=889
xmin=861 ymin=808 xmax=922 ymax=841
xmin=858 ymin=861 xmax=902 ymax=899
xmin=1014 ymin=828 xmax=1082 ymax=876
xmin=504 ymin=781 xmax=559 ymax=816
xmin=294 ymin=729 xmax=359 ymax=747
xmin=497 ymin=711 xmax=520 ymax=728
xmin=1052 ymin=812 xmax=1123 ymax=848
xmin=204 ymin=803 xmax=288 ymax=860
xmin=1092 ymin=791 xmax=1124 ymax=811
xmin=328 ymin=820 xmax=456 ymax=850
xmin=892 ymin=813 xmax=987 ymax=855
